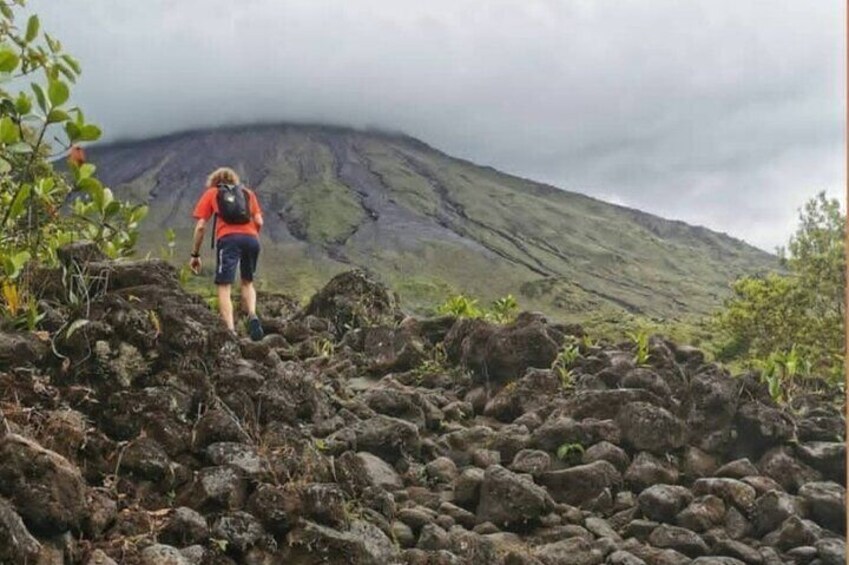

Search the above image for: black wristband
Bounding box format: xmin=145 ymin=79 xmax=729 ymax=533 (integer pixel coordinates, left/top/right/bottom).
xmin=190 ymin=253 xmax=200 ymax=258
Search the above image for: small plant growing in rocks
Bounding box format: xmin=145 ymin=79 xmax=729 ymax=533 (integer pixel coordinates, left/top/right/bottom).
xmin=628 ymin=330 xmax=651 ymax=365
xmin=556 ymin=442 xmax=584 ymax=464
xmin=437 ymin=294 xmax=482 ymax=318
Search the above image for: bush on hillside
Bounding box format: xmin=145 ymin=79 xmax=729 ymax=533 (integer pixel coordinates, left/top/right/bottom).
xmin=0 ymin=1 xmax=146 ymax=328
xmin=714 ymin=192 xmax=845 ymax=395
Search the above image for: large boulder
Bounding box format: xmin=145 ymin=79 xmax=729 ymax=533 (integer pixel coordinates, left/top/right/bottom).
xmin=617 ymin=402 xmax=686 ymax=454
xmin=300 ymin=270 xmax=401 ymax=335
xmin=0 ymin=433 xmax=88 ymax=534
xmin=484 ymin=368 xmax=561 ymax=422
xmin=476 ymin=465 xmax=552 ymax=528
xmin=685 ymin=368 xmax=741 ymax=454
xmin=444 ymin=312 xmax=568 ymax=384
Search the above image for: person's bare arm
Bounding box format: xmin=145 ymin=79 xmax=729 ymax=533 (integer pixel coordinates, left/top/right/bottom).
xmin=189 ymin=218 xmax=206 ymax=273
xmin=253 ymin=212 xmax=264 ymax=232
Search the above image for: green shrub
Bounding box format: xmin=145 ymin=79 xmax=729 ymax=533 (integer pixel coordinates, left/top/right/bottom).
xmin=437 ymin=294 xmax=482 ymax=318
xmin=0 ymin=2 xmax=146 ymax=326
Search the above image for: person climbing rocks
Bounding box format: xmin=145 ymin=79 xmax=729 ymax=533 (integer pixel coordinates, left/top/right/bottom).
xmin=188 ymin=167 xmax=265 ymax=341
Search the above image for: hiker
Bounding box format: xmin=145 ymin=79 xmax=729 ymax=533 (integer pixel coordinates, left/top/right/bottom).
xmin=188 ymin=167 xmax=265 ymax=341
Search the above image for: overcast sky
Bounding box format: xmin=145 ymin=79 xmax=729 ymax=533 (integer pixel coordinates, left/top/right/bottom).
xmin=35 ymin=0 xmax=844 ymax=251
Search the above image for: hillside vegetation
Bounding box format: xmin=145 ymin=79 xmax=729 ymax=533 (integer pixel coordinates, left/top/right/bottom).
xmin=90 ymin=125 xmax=777 ymax=319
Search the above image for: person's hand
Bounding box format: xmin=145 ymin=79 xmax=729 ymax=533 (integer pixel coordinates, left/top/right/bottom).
xmin=189 ymin=255 xmax=202 ymax=274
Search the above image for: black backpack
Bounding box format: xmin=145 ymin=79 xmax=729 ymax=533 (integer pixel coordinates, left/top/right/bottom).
xmin=210 ymin=183 xmax=251 ymax=248
xmin=216 ymin=183 xmax=251 ymax=224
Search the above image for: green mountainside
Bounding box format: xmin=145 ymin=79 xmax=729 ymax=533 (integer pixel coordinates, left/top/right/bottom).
xmin=92 ymin=123 xmax=776 ymax=321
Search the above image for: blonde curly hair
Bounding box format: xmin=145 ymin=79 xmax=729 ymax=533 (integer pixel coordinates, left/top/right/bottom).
xmin=206 ymin=167 xmax=240 ymax=187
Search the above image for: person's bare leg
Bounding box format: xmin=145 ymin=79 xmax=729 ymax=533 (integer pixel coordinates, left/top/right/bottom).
xmin=240 ymin=279 xmax=257 ymax=317
xmin=217 ymin=284 xmax=235 ymax=331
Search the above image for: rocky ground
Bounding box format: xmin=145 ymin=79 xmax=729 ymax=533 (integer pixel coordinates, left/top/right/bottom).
xmin=0 ymin=244 xmax=845 ymax=564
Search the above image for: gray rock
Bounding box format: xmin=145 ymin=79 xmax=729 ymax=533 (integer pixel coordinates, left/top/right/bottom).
xmin=533 ymin=537 xmax=604 ymax=565
xmin=583 ymin=441 xmax=630 ymax=472
xmin=625 ymin=452 xmax=679 ymax=492
xmin=339 ymin=451 xmax=404 ymax=492
xmin=0 ymin=497 xmax=40 ymax=564
xmin=454 ymin=467 xmax=485 ymax=508
xmin=511 ymin=449 xmax=552 ymax=475
xmin=210 ymin=511 xmax=268 ymax=553
xmin=205 ymin=442 xmax=265 ymax=477
xmin=758 ymin=447 xmax=822 ymax=493
xmin=585 ymin=516 xmax=621 ymax=541
xmin=86 ymin=549 xmax=119 ymax=565
xmin=674 ymin=495 xmax=725 ymax=533
xmin=426 ymin=456 xmax=459 ymax=484
xmin=392 ymin=520 xmax=416 ymax=548
xmin=0 ymin=434 xmax=88 ymax=534
xmin=532 ymin=417 xmax=621 ymax=452
xmin=287 ymin=518 xmax=401 ymax=563
xmin=795 ymin=442 xmax=845 ymax=482
xmin=648 ymin=524 xmax=709 ymax=557
xmin=617 ymin=402 xmax=685 ymax=454
xmin=607 ymin=550 xmax=647 ymax=565
xmin=539 ymin=460 xmax=622 ymax=506
xmin=476 ymin=465 xmax=551 ymax=528
xmin=724 ymin=506 xmax=753 ymax=540
xmin=752 ymin=490 xmax=806 ymax=536
xmin=139 ymin=544 xmax=190 ymax=565
xmin=180 ymin=465 xmax=247 ymax=512
xmin=715 ymin=458 xmax=759 ymax=479
xmin=417 ymin=523 xmax=451 ymax=551
xmin=798 ymin=481 xmax=845 ymax=534
xmin=692 ymin=478 xmax=756 ymax=513
xmin=776 ymin=516 xmax=824 ymax=551
xmin=159 ymin=507 xmax=209 ymax=547
xmin=815 ymin=538 xmax=846 ymax=565
xmin=346 ymin=415 xmax=421 ymax=463
xmin=637 ymin=485 xmax=693 ymax=522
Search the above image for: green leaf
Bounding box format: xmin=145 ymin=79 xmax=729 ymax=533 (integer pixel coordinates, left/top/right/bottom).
xmin=78 ymin=163 xmax=96 ymax=179
xmin=0 ymin=157 xmax=10 ymax=174
xmin=25 ymin=15 xmax=39 ymax=42
xmin=77 ymin=176 xmax=102 ymax=194
xmin=14 ymin=92 xmax=31 ymax=114
xmin=8 ymin=183 xmax=30 ymax=220
xmin=0 ymin=5 xmax=13 ymax=19
xmin=48 ymin=79 xmax=69 ymax=107
xmin=104 ymin=200 xmax=121 ymax=218
xmin=79 ymin=124 xmax=101 ymax=141
xmin=0 ymin=45 xmax=20 ymax=73
xmin=7 ymin=141 xmax=31 ymax=153
xmin=61 ymin=54 xmax=81 ymax=75
xmin=46 ymin=108 xmax=69 ymax=123
xmin=64 ymin=121 xmax=80 ymax=142
xmin=31 ymin=83 xmax=46 ymax=112
xmin=0 ymin=116 xmax=18 ymax=143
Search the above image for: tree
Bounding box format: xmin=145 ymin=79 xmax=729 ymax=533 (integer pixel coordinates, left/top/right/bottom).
xmin=714 ymin=191 xmax=844 ymax=385
xmin=0 ymin=0 xmax=146 ymax=327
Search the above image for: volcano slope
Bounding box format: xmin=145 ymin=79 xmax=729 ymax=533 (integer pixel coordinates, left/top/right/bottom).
xmin=92 ymin=124 xmax=776 ymax=318
xmin=0 ymin=246 xmax=843 ymax=564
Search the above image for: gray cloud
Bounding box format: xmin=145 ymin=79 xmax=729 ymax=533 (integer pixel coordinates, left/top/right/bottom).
xmin=34 ymin=0 xmax=844 ymax=250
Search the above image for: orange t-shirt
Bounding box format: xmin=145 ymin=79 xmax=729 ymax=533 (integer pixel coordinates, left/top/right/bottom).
xmin=192 ymin=186 xmax=262 ymax=240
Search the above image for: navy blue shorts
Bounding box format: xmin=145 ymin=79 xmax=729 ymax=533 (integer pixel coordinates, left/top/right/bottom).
xmin=215 ymin=234 xmax=260 ymax=285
